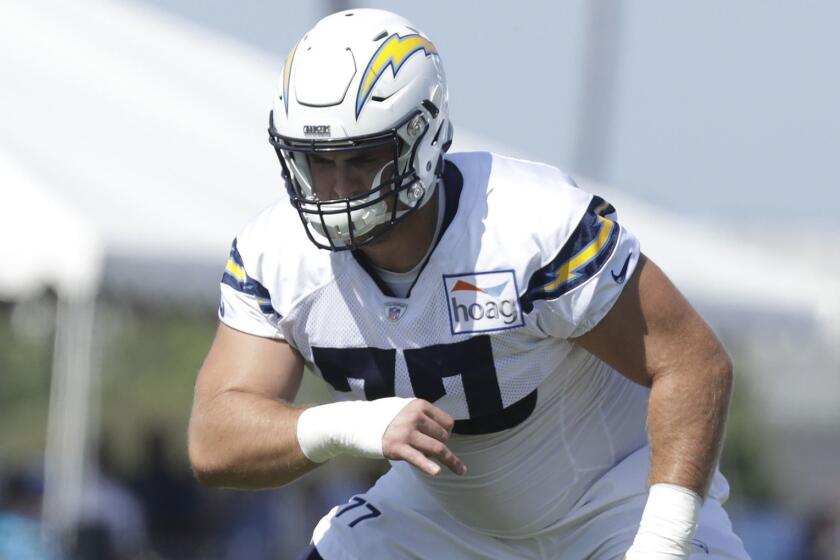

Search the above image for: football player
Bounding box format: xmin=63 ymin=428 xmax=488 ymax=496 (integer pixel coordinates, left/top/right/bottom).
xmin=188 ymin=9 xmax=750 ymax=559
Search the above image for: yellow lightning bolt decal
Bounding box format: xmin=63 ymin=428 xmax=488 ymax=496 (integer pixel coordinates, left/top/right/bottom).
xmin=542 ymin=217 xmax=616 ymax=291
xmin=282 ymin=41 xmax=298 ymax=115
xmin=225 ymin=258 xmax=247 ymax=283
xmin=356 ymin=33 xmax=438 ymax=118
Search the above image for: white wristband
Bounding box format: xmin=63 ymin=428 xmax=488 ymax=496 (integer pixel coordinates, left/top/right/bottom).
xmin=625 ymin=483 xmax=703 ymax=560
xmin=296 ymin=397 xmax=414 ymax=463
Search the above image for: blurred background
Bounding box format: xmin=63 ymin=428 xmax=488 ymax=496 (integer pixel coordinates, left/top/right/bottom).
xmin=1 ymin=0 xmax=838 ymax=558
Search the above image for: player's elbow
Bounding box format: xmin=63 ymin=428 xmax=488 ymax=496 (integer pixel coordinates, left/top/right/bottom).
xmin=188 ymin=438 xmax=215 ymax=487
xmin=189 ymin=443 xmax=236 ymax=488
xmin=706 ymin=342 xmax=734 ymax=402
xmin=187 ymin=417 xmax=229 ymax=488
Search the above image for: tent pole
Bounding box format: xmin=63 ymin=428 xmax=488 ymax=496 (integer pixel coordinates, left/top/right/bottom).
xmin=42 ymin=294 xmax=98 ymax=549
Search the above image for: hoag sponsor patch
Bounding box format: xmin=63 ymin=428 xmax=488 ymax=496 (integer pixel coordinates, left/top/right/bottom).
xmin=443 ymin=270 xmax=524 ymax=334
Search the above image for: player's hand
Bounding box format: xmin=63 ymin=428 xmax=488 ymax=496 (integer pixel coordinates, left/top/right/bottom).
xmin=382 ymin=399 xmax=467 ymax=476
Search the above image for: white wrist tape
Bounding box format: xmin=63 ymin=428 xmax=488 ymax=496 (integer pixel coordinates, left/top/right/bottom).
xmin=625 ymin=483 xmax=703 ymax=560
xmin=296 ymin=397 xmax=414 ymax=463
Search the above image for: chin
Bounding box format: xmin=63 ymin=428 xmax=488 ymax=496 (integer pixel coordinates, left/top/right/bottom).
xmin=353 ymin=202 xmax=425 ymax=251
xmin=357 ymin=225 xmax=397 ymax=249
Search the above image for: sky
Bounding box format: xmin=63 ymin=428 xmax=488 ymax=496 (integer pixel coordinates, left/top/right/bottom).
xmin=130 ymin=0 xmax=839 ymax=228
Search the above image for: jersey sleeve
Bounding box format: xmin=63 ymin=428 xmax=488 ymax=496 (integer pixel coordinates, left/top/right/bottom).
xmin=520 ymin=194 xmax=640 ymax=339
xmin=218 ymin=237 xmax=284 ymax=340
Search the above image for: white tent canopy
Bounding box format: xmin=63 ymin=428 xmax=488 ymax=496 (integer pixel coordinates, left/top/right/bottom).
xmin=0 ymin=0 xmax=281 ymax=267
xmin=0 ymin=150 xmax=102 ymax=300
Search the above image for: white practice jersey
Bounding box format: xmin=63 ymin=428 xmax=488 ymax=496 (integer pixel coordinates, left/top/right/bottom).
xmin=219 ymin=152 xmax=651 ymax=538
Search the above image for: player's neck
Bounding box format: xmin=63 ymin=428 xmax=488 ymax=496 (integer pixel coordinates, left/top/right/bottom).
xmin=359 ymin=187 xmax=440 ymax=273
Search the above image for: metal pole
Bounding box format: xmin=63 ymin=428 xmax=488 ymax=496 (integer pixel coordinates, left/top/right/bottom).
xmin=573 ymin=0 xmax=624 ymax=180
xmin=42 ymin=295 xmax=98 ymax=549
xmin=326 ymin=0 xmax=351 ymax=17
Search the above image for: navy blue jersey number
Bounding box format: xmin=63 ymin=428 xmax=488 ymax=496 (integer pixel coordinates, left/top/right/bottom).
xmin=335 ymin=496 xmax=381 ymax=528
xmin=312 ymin=336 xmax=536 ymax=434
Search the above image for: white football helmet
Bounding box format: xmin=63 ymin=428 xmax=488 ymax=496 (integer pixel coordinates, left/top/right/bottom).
xmin=268 ymin=9 xmax=452 ymax=250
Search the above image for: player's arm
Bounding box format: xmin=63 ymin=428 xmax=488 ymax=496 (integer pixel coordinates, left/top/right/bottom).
xmin=188 ymin=323 xmax=313 ymax=489
xmin=574 ymin=253 xmax=731 ymax=494
xmin=573 ymin=253 xmax=733 ymax=557
xmin=189 ymin=323 xmax=465 ymax=488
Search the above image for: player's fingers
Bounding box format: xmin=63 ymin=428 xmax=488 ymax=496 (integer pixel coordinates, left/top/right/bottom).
xmin=414 ymin=414 xmax=451 ymax=443
xmin=393 ymin=444 xmax=443 ymax=476
xmin=410 ymin=432 xmax=467 ymax=475
xmin=417 ymin=401 xmax=455 ymax=433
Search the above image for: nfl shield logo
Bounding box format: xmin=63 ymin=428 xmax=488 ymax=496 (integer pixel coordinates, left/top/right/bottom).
xmin=385 ymin=302 xmax=407 ymax=322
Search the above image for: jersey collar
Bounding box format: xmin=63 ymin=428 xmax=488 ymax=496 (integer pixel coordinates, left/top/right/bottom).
xmin=352 ymin=159 xmax=464 ymax=298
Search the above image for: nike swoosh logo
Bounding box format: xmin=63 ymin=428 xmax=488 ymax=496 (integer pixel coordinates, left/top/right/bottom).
xmin=611 ymin=253 xmax=632 ymax=284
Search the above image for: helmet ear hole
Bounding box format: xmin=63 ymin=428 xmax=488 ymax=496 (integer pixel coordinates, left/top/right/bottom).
xmin=430 ymin=120 xmax=445 ymax=146
xmin=442 ymin=122 xmax=454 ymax=153
xmin=421 ymin=99 xmax=439 ymax=118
